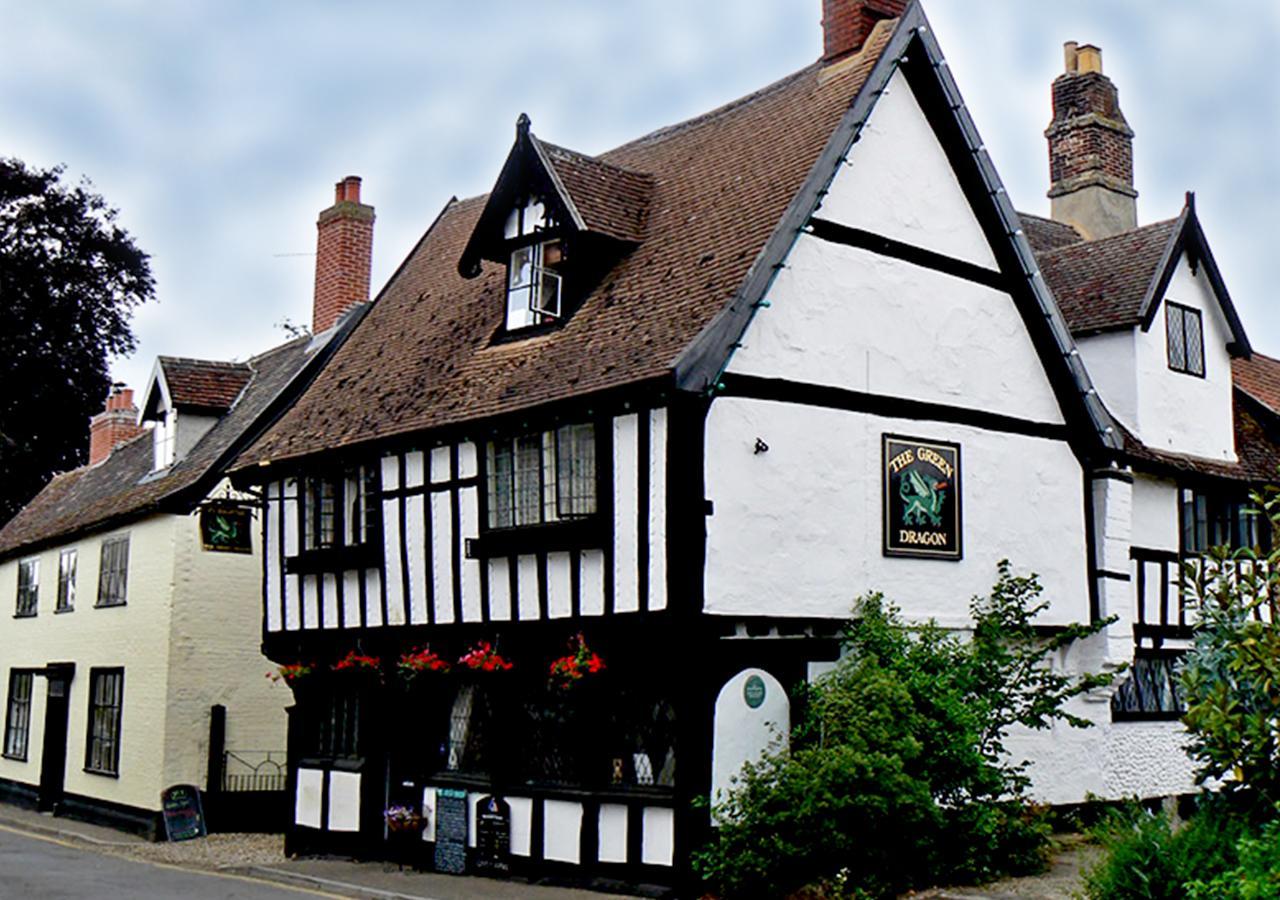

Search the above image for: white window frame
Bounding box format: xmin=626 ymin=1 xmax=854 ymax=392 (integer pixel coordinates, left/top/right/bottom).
xmin=505 ymin=240 xmax=563 ymax=330
xmin=57 ymin=548 xmax=77 ymax=612
xmin=485 ymin=422 xmax=597 ymax=530
xmin=15 ymin=558 xmax=38 ymax=618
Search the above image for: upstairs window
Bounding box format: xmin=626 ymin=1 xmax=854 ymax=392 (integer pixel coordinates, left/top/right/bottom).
xmin=96 ymin=535 xmax=130 ymax=607
xmin=1166 ymin=303 xmax=1205 ymax=377
xmin=301 ymin=466 xmax=380 ymax=552
xmin=57 ymin=549 xmax=77 ymax=613
xmin=486 ymin=423 xmax=596 ymax=529
xmin=505 ymin=239 xmax=565 ymax=330
xmin=1182 ymin=488 xmax=1267 ymax=553
xmin=14 ymin=558 xmax=37 ymax=618
xmin=152 ymin=408 xmax=177 ymax=471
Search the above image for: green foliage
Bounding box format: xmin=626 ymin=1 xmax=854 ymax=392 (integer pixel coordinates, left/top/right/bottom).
xmin=1083 ymin=799 xmax=1251 ymax=899
xmin=0 ymin=157 xmax=153 ymax=525
xmin=693 ymin=562 xmax=1112 ymax=898
xmin=1179 ymin=487 xmax=1280 ymax=811
xmin=1187 ymin=814 xmax=1280 ymax=899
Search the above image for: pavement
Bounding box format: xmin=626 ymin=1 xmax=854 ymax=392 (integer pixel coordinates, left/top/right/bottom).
xmin=0 ymin=804 xmax=646 ymax=900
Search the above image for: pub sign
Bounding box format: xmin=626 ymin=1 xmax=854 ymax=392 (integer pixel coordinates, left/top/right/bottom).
xmin=200 ymin=505 xmax=253 ymax=554
xmin=882 ymin=435 xmax=962 ymax=560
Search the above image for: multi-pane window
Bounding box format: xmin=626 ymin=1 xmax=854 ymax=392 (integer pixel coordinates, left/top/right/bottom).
xmin=302 ymin=467 xmax=379 ymax=552
xmin=57 ymin=549 xmax=77 ymax=612
xmin=505 ymin=239 xmax=564 ymax=330
xmin=1182 ymin=489 xmax=1267 ymax=553
xmin=85 ymin=668 xmax=123 ymax=775
xmin=3 ymin=671 xmax=33 ymax=760
xmin=96 ymin=536 xmax=130 ymax=607
xmin=1167 ymin=302 xmax=1205 ymax=376
xmin=486 ymin=423 xmax=596 ymax=529
xmin=15 ymin=558 xmax=38 ymax=617
xmin=310 ymin=691 xmax=361 ymax=759
xmin=1111 ymin=654 xmax=1184 ymax=720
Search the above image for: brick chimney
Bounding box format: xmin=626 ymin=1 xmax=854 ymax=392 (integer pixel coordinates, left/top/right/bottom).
xmin=313 ymin=175 xmax=374 ymax=333
xmin=88 ymin=387 xmax=144 ymax=466
xmin=1045 ymin=43 xmax=1137 ymax=239
xmin=822 ymin=0 xmax=907 ymax=63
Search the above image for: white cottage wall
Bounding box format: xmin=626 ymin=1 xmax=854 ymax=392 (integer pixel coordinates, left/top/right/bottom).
xmin=1076 ymin=330 xmax=1139 ymax=435
xmin=1131 ymin=475 xmax=1180 ymax=552
xmin=704 ymin=398 xmax=1089 ymax=626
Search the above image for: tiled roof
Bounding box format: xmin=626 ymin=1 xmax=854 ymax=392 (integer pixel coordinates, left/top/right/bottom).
xmin=1019 ymin=212 xmax=1082 ymax=253
xmin=540 ymin=142 xmax=654 ymax=243
xmin=1034 ymin=217 xmax=1179 ymax=335
xmin=1119 ymin=395 xmax=1280 ymax=484
xmin=234 ymin=22 xmax=898 ymax=468
xmin=158 ymin=357 xmax=253 ymax=412
xmin=1233 ymin=353 xmax=1280 ymax=416
xmin=0 ymin=335 xmax=320 ymax=558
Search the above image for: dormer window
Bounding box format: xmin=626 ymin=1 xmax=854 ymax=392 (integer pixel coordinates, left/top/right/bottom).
xmin=1166 ymin=302 xmax=1204 ymax=377
xmin=506 ymin=239 xmax=565 ymax=330
xmin=152 ymin=409 xmax=177 ymax=471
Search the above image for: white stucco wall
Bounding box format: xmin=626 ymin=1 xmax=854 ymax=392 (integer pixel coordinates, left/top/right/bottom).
xmin=1134 ymin=255 xmax=1236 ymax=461
xmin=704 ymin=398 xmax=1089 ymax=627
xmin=1131 ymin=474 xmax=1180 ymax=552
xmin=1076 ymin=330 xmax=1138 ymax=435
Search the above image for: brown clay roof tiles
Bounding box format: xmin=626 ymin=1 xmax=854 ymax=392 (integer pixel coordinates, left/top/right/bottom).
xmin=1233 ymin=353 xmax=1280 ymax=416
xmin=1019 ymin=212 xmax=1082 ymax=253
xmin=540 ymin=142 xmax=654 ymax=243
xmin=158 ymin=357 xmax=253 ymax=411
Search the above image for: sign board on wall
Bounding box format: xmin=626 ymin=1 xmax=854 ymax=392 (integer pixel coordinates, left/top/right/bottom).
xmin=882 ymin=435 xmax=962 ymax=560
xmin=200 ymin=505 xmax=252 ymax=553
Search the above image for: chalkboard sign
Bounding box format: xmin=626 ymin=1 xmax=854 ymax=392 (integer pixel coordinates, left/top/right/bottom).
xmin=474 ymin=795 xmax=511 ymax=874
xmin=161 ymin=784 xmax=206 ymax=842
xmin=433 ymin=788 xmax=468 ymax=875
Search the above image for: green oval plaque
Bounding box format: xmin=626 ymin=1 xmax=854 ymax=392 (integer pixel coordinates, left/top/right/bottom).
xmin=743 ymin=675 xmax=766 ymax=709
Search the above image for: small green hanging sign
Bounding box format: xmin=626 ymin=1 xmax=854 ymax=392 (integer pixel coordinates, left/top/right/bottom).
xmin=882 ymin=435 xmax=962 ymax=560
xmin=200 ymin=505 xmax=253 ymax=554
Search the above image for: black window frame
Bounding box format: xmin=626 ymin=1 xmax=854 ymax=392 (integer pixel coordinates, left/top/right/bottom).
xmin=1166 ymin=302 xmax=1205 ymax=377
xmin=14 ymin=558 xmax=38 ymax=618
xmin=484 ymin=422 xmax=599 ymax=531
xmin=3 ymin=670 xmax=34 ymax=761
xmin=56 ymin=548 xmax=77 ymax=613
xmin=96 ymin=535 xmax=129 ymax=608
xmin=84 ymin=668 xmax=124 ymax=776
xmin=301 ymin=689 xmax=362 ymax=762
xmin=1180 ymin=487 xmax=1268 ymax=554
xmin=288 ymin=466 xmax=382 ymax=575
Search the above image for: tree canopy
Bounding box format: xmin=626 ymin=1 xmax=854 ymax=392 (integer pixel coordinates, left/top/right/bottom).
xmin=0 ymin=158 xmax=154 ymax=526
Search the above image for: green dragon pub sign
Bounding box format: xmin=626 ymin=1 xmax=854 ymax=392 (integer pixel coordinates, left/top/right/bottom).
xmin=882 ymin=435 xmax=962 ymax=560
xmin=200 ymin=504 xmax=253 ymax=554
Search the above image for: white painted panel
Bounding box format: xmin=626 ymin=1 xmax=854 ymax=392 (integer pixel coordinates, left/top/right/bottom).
xmin=430 ymin=446 xmax=451 ymax=484
xmin=508 ymin=796 xmax=533 ymax=857
xmin=405 ymin=495 xmax=429 ymax=625
xmin=295 ymin=768 xmax=323 ymax=828
xmin=704 ymin=398 xmax=1090 ymax=626
xmin=641 ymin=807 xmax=675 ymax=867
xmin=730 ymin=237 xmax=1066 ymax=426
xmin=818 ymin=68 xmax=998 ymax=270
xmin=547 ymin=552 xmax=572 ymax=619
xmin=382 ymin=496 xmax=406 ymax=626
xmin=458 ymin=441 xmax=478 ymax=479
xmin=613 ymin=414 xmax=640 ymax=613
xmin=381 ymin=454 xmax=401 ymax=491
xmin=421 ymin=788 xmax=437 ymax=842
xmin=405 ymin=451 xmax=425 ymax=488
xmin=1132 ymin=475 xmax=1178 ymax=552
xmin=517 ymin=555 xmax=540 ymax=620
xmin=648 ymin=408 xmax=668 ymax=611
xmin=543 ymin=799 xmax=583 ymax=863
xmin=598 ymin=803 xmax=628 ymax=864
xmin=712 ymin=669 xmax=790 ymax=803
xmin=342 ymin=570 xmax=361 ymax=629
xmin=283 ymin=484 xmax=301 ymax=631
xmin=265 ymin=487 xmax=281 ymax=633
xmin=321 ymin=573 xmax=339 ymax=629
xmin=488 ymin=558 xmax=512 ymax=621
xmin=430 ymin=492 xmax=455 ymax=624
xmin=301 ymin=575 xmax=319 ymax=630
xmin=364 ymin=568 xmax=383 ymax=628
xmin=328 ymin=771 xmax=361 ymax=832
xmin=580 ymin=550 xmax=606 ymax=616
xmin=459 ymin=487 xmax=482 ymax=622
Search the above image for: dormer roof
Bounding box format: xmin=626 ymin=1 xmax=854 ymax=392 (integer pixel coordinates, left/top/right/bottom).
xmin=457 ymin=115 xmax=654 ymax=277
xmin=1035 ymin=196 xmax=1251 ymax=354
xmin=140 ymin=356 xmax=253 ymax=421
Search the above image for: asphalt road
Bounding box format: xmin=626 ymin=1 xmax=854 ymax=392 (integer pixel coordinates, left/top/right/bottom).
xmin=0 ymin=824 xmax=340 ymax=900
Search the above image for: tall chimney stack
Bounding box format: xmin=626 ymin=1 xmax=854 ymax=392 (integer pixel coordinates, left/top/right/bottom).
xmin=821 ymin=0 xmax=907 ymax=64
xmin=313 ymin=175 xmax=374 ymax=333
xmin=1045 ymin=43 xmax=1137 ymax=239
xmin=88 ymin=387 xmax=144 ymax=466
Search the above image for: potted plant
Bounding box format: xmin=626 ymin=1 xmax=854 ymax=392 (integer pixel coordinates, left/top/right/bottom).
xmin=457 ymin=641 xmax=513 ymax=673
xmin=332 ymin=650 xmax=383 ymax=683
xmin=383 ymin=804 xmax=426 ymax=868
xmin=397 ymin=646 xmax=451 ymax=689
xmin=548 ymin=633 xmax=606 ymax=691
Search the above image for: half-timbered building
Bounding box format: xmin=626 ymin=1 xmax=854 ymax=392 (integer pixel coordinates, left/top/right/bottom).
xmin=228 ymin=0 xmax=1280 ymax=888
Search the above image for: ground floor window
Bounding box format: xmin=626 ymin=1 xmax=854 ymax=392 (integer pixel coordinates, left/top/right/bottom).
xmin=3 ymin=671 xmax=33 ymax=760
xmin=300 ymin=689 xmax=362 ymax=761
xmin=1111 ymin=653 xmax=1183 ymax=721
xmin=85 ymin=668 xmax=123 ymax=775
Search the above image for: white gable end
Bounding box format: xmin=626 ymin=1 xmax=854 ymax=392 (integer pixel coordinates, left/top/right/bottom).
xmin=815 ymin=68 xmax=999 ymax=272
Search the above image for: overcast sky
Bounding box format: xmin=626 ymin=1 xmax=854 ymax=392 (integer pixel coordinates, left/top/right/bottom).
xmin=2 ymin=2 xmax=1277 ymax=400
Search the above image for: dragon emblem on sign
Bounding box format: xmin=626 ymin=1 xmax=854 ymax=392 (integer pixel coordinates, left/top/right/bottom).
xmin=899 ymin=467 xmax=948 ymax=527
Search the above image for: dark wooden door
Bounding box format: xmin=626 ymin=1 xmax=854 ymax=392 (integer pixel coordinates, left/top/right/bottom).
xmin=37 ymin=664 xmax=74 ymax=812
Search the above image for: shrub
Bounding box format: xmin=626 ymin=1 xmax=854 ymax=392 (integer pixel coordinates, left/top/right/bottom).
xmin=1187 ymin=814 xmax=1280 ymax=899
xmin=693 ymin=563 xmax=1111 ymax=898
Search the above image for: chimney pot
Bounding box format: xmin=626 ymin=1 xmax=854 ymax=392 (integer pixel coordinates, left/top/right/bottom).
xmin=1063 ymin=41 xmax=1078 ymax=73
xmin=313 ymin=175 xmax=375 ymax=333
xmin=1076 ymin=44 xmax=1102 ymax=74
xmin=88 ymin=386 xmax=143 ymax=466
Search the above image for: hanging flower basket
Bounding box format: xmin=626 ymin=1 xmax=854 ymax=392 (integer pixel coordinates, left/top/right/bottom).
xmin=397 ymin=646 xmax=452 ymax=686
xmin=457 ymin=641 xmax=514 ymax=673
xmin=268 ymin=662 xmax=315 ymax=686
xmin=333 ymin=650 xmax=383 ymax=682
xmin=384 ymin=803 xmax=425 ymax=834
xmin=548 ymin=633 xmax=606 ymax=691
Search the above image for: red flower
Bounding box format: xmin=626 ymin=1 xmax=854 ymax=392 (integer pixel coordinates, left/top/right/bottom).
xmin=333 ymin=650 xmax=382 ymax=674
xmin=549 ymin=633 xmax=606 ymax=690
xmin=458 ymin=642 xmax=513 ymax=672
